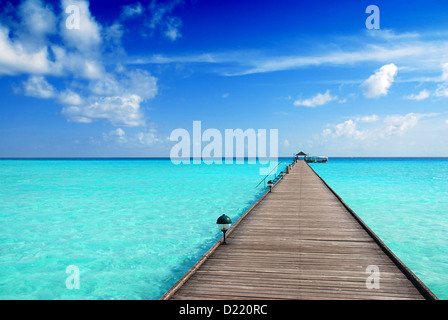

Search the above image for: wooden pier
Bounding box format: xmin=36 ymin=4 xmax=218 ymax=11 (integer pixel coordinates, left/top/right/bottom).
xmin=162 ymin=161 xmax=437 ymax=300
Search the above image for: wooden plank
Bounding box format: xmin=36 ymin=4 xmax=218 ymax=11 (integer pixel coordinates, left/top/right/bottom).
xmin=162 ymin=160 xmax=437 ymax=300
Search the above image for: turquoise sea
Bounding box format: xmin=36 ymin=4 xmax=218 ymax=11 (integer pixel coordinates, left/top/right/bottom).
xmin=0 ymin=159 xmax=286 ymax=299
xmin=0 ymin=158 xmax=447 ymax=299
xmin=309 ymin=158 xmax=448 ymax=299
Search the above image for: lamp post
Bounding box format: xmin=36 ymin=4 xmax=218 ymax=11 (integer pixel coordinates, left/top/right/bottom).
xmin=267 ymin=180 xmax=274 ymax=191
xmin=216 ymin=214 xmax=232 ymax=245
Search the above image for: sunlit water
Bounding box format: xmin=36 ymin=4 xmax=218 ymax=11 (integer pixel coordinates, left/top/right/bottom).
xmin=0 ymin=159 xmax=286 ymax=299
xmin=310 ymin=158 xmax=448 ymax=299
xmin=1 ymin=158 xmax=446 ymax=299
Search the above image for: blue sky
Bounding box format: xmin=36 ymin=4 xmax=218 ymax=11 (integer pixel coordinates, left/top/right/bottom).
xmin=1 ymin=0 xmax=448 ymax=157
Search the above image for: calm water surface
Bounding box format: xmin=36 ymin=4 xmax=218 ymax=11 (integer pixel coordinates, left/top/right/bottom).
xmin=310 ymin=158 xmax=448 ymax=299
xmin=0 ymin=159 xmax=286 ymax=299
xmin=1 ymin=158 xmax=446 ymax=299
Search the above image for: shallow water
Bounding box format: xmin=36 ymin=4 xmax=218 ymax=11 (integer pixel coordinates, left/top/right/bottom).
xmin=310 ymin=158 xmax=448 ymax=299
xmin=0 ymin=159 xmax=286 ymax=299
xmin=1 ymin=158 xmax=446 ymax=299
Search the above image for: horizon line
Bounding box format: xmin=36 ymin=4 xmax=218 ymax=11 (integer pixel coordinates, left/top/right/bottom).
xmin=2 ymin=156 xmax=448 ymax=160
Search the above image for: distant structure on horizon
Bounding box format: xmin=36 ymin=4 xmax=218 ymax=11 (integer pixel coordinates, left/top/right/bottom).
xmin=295 ymin=151 xmax=328 ymax=163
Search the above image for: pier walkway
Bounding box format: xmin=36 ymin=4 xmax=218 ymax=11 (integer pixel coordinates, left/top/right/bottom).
xmin=162 ymin=161 xmax=436 ymax=300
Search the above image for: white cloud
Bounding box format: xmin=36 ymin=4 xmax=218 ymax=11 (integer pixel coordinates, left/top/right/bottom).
xmin=147 ymin=0 xmax=183 ymax=41
xmin=88 ymin=74 xmax=120 ymax=96
xmin=225 ymin=42 xmax=437 ymax=76
xmin=383 ymin=113 xmax=428 ymax=137
xmin=87 ymin=69 xmax=157 ymax=99
xmin=404 ymin=89 xmax=430 ymax=101
xmin=362 ymin=63 xmax=398 ymax=98
xmin=366 ymin=29 xmax=420 ymax=41
xmin=104 ymin=128 xmax=127 ymax=143
xmin=283 ymin=139 xmax=290 ymax=147
xmin=359 ymin=115 xmax=379 ymax=122
xmin=104 ymin=22 xmax=124 ymax=53
xmin=18 ymin=0 xmax=57 ymax=44
xmin=126 ymin=30 xmax=448 ymax=80
xmin=0 ymin=25 xmax=54 ymax=75
xmin=323 ymin=113 xmax=435 ymax=141
xmin=294 ymin=90 xmax=337 ymax=107
xmin=60 ymin=0 xmax=102 ymax=54
xmin=432 ymin=63 xmax=448 ymax=97
xmin=221 ymin=93 xmax=229 ymax=99
xmin=102 ymin=127 xmax=164 ymax=147
xmin=58 ymin=89 xmax=83 ymax=105
xmin=435 ymin=84 xmax=448 ymax=97
xmin=442 ymin=62 xmax=448 ymax=81
xmin=124 ymin=69 xmax=158 ymax=100
xmin=0 ymin=2 xmax=159 ymax=128
xmin=62 ymin=94 xmax=145 ymax=127
xmin=137 ymin=130 xmax=162 ymax=145
xmin=121 ymin=2 xmax=144 ymax=19
xmin=0 ymin=0 xmax=104 ymax=79
xmin=115 ymin=128 xmax=126 ymax=137
xmin=22 ymin=75 xmax=56 ymax=98
xmin=54 ymin=66 xmax=158 ymax=127
xmin=128 ymin=53 xmax=218 ymax=65
xmin=164 ymin=16 xmax=182 ymax=41
xmin=327 ymin=119 xmax=367 ymax=140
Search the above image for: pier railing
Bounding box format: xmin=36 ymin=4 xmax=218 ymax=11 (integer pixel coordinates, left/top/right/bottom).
xmin=255 ymin=161 xmax=290 ymax=188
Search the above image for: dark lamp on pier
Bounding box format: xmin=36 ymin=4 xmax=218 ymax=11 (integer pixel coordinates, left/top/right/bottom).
xmin=216 ymin=214 xmax=232 ymax=245
xmin=267 ymin=180 xmax=274 ymax=191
